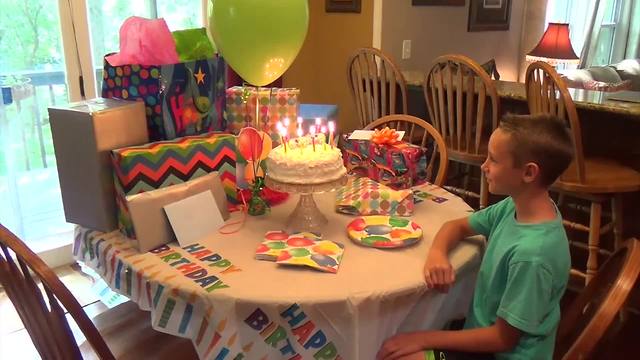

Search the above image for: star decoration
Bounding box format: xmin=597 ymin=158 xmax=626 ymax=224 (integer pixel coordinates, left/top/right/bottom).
xmin=194 ymin=68 xmax=206 ymax=84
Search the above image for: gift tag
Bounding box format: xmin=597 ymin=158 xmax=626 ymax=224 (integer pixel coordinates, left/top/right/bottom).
xmin=164 ymin=190 xmax=225 ymax=247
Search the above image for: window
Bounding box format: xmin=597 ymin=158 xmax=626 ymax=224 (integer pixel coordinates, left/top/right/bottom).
xmin=0 ymin=0 xmax=206 ymax=265
xmin=591 ymin=0 xmax=623 ymax=65
xmin=546 ymin=0 xmax=625 ymax=66
xmin=87 ymin=0 xmax=204 ymax=95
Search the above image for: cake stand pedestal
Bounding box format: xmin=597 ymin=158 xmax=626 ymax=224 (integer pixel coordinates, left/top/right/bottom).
xmin=265 ymin=175 xmax=347 ymax=234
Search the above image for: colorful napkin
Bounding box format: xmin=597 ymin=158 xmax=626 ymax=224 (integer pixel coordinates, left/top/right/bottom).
xmin=335 ymin=177 xmax=414 ymax=216
xmin=256 ymin=231 xmax=344 ymax=273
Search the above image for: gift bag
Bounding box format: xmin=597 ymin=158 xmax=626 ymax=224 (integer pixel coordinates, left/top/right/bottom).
xmin=112 ymin=133 xmax=237 ymax=238
xmin=341 ymin=136 xmax=430 ymax=189
xmin=335 ymin=177 xmax=414 ymax=216
xmin=102 ymin=55 xmax=226 ymax=141
xmin=225 ymin=86 xmax=300 ymax=144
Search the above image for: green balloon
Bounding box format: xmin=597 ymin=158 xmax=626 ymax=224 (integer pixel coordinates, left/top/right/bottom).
xmin=208 ymin=0 xmax=309 ymax=86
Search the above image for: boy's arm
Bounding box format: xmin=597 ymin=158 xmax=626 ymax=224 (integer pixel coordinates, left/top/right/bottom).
xmin=424 ymin=217 xmax=478 ymax=292
xmin=377 ymin=317 xmax=522 ymax=360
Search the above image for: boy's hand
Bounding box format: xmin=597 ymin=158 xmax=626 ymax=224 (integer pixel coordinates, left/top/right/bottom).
xmin=377 ymin=332 xmax=427 ymax=360
xmin=424 ymin=250 xmax=455 ymax=292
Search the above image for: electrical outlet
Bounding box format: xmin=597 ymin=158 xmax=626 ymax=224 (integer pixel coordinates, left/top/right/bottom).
xmin=402 ymin=40 xmax=411 ymax=60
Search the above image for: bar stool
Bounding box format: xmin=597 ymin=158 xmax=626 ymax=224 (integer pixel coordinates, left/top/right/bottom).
xmin=525 ymin=61 xmax=640 ymax=285
xmin=347 ymin=47 xmax=408 ymax=128
xmin=424 ymin=54 xmax=500 ymax=209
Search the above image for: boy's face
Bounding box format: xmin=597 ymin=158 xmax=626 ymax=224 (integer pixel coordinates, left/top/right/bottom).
xmin=481 ymin=129 xmax=532 ymax=196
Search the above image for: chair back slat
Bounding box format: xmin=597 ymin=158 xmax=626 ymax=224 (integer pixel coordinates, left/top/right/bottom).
xmin=555 ymin=238 xmax=640 ymax=359
xmin=364 ymin=115 xmax=449 ymax=186
xmin=525 ymin=62 xmax=586 ymax=184
xmin=348 ymin=47 xmax=408 ymax=128
xmin=0 ymin=224 xmax=115 ymax=359
xmin=456 ymin=68 xmax=464 ymax=150
xmin=424 ymin=54 xmax=500 ymax=156
xmin=465 ymin=74 xmax=474 ymax=152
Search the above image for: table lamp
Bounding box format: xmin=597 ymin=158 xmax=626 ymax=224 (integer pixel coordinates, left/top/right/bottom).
xmin=526 ymin=23 xmax=579 ymax=66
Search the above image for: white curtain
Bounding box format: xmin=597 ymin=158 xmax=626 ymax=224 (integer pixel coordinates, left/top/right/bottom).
xmin=578 ymin=0 xmax=606 ymax=68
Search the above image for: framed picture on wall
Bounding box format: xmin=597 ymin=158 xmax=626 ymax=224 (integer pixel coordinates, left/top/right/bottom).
xmin=468 ymin=0 xmax=512 ymax=32
xmin=325 ymin=0 xmax=361 ymax=13
xmin=412 ymin=0 xmax=464 ymax=5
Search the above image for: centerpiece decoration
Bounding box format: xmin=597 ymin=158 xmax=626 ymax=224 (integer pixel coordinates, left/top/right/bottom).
xmin=237 ymin=126 xmax=272 ymax=216
xmin=264 ymin=118 xmax=347 ymax=233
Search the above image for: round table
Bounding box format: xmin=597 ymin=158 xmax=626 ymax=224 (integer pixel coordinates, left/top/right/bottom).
xmin=74 ymin=183 xmax=483 ymax=360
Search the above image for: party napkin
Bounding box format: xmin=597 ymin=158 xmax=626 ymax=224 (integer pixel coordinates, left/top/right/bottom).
xmin=255 ymin=231 xmax=344 ymax=273
xmin=335 ymin=177 xmax=414 ymax=217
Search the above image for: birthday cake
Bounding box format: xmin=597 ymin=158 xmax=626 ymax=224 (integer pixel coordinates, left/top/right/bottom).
xmin=266 ymin=134 xmax=347 ymax=184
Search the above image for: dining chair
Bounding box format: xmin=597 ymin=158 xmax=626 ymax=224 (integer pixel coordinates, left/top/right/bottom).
xmin=347 ymin=47 xmax=408 ymax=128
xmin=554 ymin=238 xmax=640 ymax=360
xmin=0 ymin=223 xmax=198 ymax=360
xmin=363 ymin=114 xmax=448 ymax=187
xmin=525 ymin=61 xmax=640 ymax=285
xmin=424 ymin=54 xmax=500 ymax=209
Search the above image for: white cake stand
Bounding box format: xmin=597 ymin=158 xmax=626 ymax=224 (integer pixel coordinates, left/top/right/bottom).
xmin=265 ymin=174 xmax=348 ymax=234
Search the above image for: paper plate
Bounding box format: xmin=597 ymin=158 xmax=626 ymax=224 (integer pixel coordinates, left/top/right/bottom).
xmin=346 ymin=216 xmax=422 ymax=248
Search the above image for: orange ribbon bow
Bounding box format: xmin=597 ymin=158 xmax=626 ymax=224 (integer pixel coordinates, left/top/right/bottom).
xmin=371 ymin=127 xmax=400 ymax=145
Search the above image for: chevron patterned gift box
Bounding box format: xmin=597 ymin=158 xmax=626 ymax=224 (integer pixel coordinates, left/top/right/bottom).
xmin=112 ymin=132 xmax=237 ymax=238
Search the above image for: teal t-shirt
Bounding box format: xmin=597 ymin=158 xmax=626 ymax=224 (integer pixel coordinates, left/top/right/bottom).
xmin=465 ymin=197 xmax=570 ymax=360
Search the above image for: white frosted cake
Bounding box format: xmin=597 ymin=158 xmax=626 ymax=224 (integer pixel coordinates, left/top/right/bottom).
xmin=266 ymin=134 xmax=347 ymax=184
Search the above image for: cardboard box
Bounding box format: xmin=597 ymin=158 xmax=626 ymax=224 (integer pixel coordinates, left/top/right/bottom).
xmin=48 ymin=98 xmax=148 ymax=232
xmin=126 ymin=172 xmax=230 ymax=252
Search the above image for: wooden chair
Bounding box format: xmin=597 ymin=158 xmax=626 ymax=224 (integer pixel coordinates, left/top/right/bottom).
xmin=555 ymin=238 xmax=640 ymax=360
xmin=424 ymin=54 xmax=500 ymax=208
xmin=347 ymin=47 xmax=408 ymax=128
xmin=525 ymin=61 xmax=640 ymax=285
xmin=364 ymin=114 xmax=448 ymax=187
xmin=0 ymin=223 xmax=198 ymax=360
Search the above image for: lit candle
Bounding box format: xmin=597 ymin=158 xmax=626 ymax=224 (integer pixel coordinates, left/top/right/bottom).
xmin=310 ymin=126 xmax=316 ymax=152
xmin=315 ymin=117 xmax=322 ymax=134
xmin=328 ymin=121 xmax=335 ymax=149
xmin=296 ymin=127 xmax=303 ymax=154
xmin=283 ymin=117 xmax=291 ymax=137
xmin=276 ymin=122 xmax=287 ymax=153
xmin=321 ymin=125 xmax=327 ymax=150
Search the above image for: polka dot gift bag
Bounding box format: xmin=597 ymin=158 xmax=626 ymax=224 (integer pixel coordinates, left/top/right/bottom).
xmin=102 ymin=55 xmax=226 ymax=141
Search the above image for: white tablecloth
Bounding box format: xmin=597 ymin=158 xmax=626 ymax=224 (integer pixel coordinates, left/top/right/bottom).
xmin=74 ymin=183 xmax=483 ymax=360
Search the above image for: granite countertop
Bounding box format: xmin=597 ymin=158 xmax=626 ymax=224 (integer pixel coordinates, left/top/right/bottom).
xmin=402 ymin=70 xmax=640 ymax=117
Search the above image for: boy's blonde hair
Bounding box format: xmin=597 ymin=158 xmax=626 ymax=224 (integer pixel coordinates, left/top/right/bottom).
xmin=499 ymin=114 xmax=574 ymax=187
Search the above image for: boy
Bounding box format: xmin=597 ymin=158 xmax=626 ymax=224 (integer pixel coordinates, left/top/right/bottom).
xmin=377 ymin=114 xmax=575 ymax=360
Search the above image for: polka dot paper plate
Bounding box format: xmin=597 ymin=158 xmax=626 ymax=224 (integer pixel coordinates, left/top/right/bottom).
xmin=346 ymin=216 xmax=423 ymax=249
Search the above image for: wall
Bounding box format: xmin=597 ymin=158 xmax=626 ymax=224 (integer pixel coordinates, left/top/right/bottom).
xmin=518 ymin=0 xmax=548 ymax=81
xmin=283 ymin=0 xmax=374 ymax=132
xmin=380 ymin=0 xmax=526 ymax=81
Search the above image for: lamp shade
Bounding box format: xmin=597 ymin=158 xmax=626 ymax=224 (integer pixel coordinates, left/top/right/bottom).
xmin=526 ymin=23 xmax=579 ymax=64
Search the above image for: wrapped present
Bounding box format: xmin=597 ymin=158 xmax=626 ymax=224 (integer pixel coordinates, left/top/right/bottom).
xmin=335 ymin=177 xmax=414 ymax=217
xmin=225 ymin=86 xmax=300 ymax=143
xmin=112 ymin=133 xmax=237 ymax=238
xmin=341 ymin=135 xmax=430 ymax=189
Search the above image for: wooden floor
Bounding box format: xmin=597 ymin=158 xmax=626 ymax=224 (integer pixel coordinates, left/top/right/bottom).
xmin=0 ymin=263 xmax=110 ymax=359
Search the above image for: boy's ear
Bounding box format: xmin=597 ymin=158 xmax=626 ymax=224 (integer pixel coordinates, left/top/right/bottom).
xmin=522 ymin=162 xmax=540 ymax=184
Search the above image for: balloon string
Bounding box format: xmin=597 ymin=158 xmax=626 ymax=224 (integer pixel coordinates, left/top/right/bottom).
xmin=218 ymin=191 xmax=248 ymax=234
